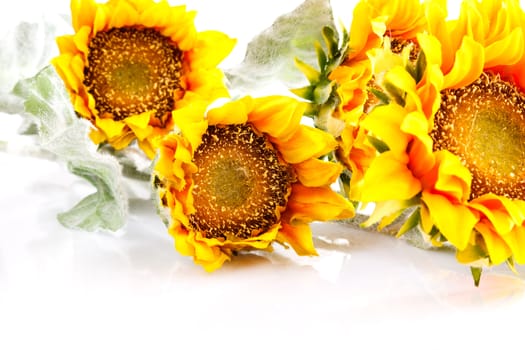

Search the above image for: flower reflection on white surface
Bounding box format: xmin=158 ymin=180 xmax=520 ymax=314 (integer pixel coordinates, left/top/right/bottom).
xmin=2 ymin=148 xmax=525 ymax=348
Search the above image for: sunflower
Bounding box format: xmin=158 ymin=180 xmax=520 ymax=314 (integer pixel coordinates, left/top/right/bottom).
xmin=293 ymin=0 xmax=436 ymax=200
xmin=52 ymin=0 xmax=235 ymax=158
xmin=153 ymin=96 xmax=354 ymax=271
xmin=354 ymin=0 xmax=525 ymax=284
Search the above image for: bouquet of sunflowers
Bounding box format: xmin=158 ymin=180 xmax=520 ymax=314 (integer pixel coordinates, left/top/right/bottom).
xmin=3 ymin=0 xmax=525 ymax=287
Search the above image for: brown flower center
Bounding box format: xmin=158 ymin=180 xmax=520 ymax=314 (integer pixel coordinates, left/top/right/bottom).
xmin=190 ymin=124 xmax=293 ymax=241
xmin=84 ymin=27 xmax=184 ymax=122
xmin=431 ymin=73 xmax=525 ymax=200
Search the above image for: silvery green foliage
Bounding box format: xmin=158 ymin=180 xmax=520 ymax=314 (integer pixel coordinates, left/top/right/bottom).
xmin=13 ymin=66 xmax=128 ymax=233
xmin=0 ymin=12 xmax=68 ymax=116
xmin=226 ymin=0 xmax=336 ymax=94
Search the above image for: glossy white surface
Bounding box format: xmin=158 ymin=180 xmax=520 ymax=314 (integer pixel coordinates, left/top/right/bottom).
xmin=2 ymin=1 xmax=525 ymax=349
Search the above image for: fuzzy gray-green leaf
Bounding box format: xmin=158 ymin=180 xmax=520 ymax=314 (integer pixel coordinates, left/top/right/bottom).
xmin=226 ymin=0 xmax=336 ymax=93
xmin=13 ymin=66 xmax=128 ymax=232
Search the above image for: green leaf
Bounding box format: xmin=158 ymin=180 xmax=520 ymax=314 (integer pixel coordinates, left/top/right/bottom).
xmin=226 ymin=0 xmax=336 ymax=93
xmin=13 ymin=66 xmax=128 ymax=232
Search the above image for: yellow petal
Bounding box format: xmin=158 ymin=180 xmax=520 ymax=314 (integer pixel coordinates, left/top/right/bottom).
xmin=287 ymin=184 xmax=354 ymax=222
xmin=500 ymin=225 xmax=525 ymax=264
xmin=360 ymin=104 xmax=410 ymax=156
xmin=421 ymin=191 xmax=477 ymax=250
xmin=71 ymin=0 xmax=97 ymax=32
xmin=361 ymin=152 xmax=421 ymax=202
xmin=443 ymin=36 xmax=485 ymax=89
xmin=279 ymin=222 xmax=317 ymax=256
xmin=124 ymin=111 xmax=153 ymax=141
xmin=249 ymin=96 xmax=304 ymax=142
xmin=207 ymin=97 xmax=250 ymax=125
xmin=475 ymin=222 xmax=511 ymax=265
xmin=293 ymin=158 xmax=343 ymax=187
xmin=433 ymin=151 xmax=472 ymax=202
xmin=94 ymin=116 xmax=126 ymax=139
xmin=188 ymin=30 xmax=236 ymax=69
xmin=484 ymin=27 xmax=524 ymax=68
xmin=469 ymin=195 xmax=517 ymax=235
xmin=107 ymin=0 xmax=139 ymax=28
xmin=276 ymin=126 xmax=337 ymax=164
xmin=172 ymin=103 xmax=209 ymax=151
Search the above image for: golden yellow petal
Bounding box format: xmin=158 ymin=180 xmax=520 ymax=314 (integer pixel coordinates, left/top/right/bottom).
xmin=71 ymin=0 xmax=97 ymax=32
xmin=421 ymin=191 xmax=478 ymax=250
xmin=52 ymin=54 xmax=81 ymax=92
xmin=206 ymin=97 xmax=251 ymax=125
xmin=56 ymin=35 xmax=77 ymax=55
xmin=172 ymin=228 xmax=231 ymax=272
xmin=475 ymin=222 xmax=512 ymax=265
xmin=107 ymin=0 xmax=139 ymax=28
xmin=248 ymin=96 xmax=304 ymax=142
xmin=137 ymin=139 xmax=156 ymax=160
xmin=94 ymin=116 xmax=126 ymax=139
xmin=92 ymin=3 xmax=109 ymax=34
xmin=360 ymin=104 xmax=410 ymax=156
xmin=124 ymin=111 xmax=153 ymax=141
xmin=432 ymin=151 xmax=472 ymax=202
xmin=172 ymin=102 xmax=209 ymax=151
xmin=109 ymin=131 xmax=136 ymax=150
xmin=276 ymin=126 xmax=337 ymax=164
xmin=183 ymin=69 xmax=230 ymax=101
xmin=162 ymin=9 xmax=198 ymax=50
xmin=484 ymin=27 xmax=524 ymax=68
xmin=346 ymin=1 xmax=380 ymax=61
xmin=361 ymin=152 xmax=422 ymax=202
xmin=187 ymin=30 xmax=237 ymax=69
xmin=443 ymin=36 xmax=485 ymax=89
xmin=89 ymin=128 xmax=107 ymax=145
xmin=293 ymin=158 xmax=343 ymax=187
xmin=279 ymin=221 xmax=317 ymax=256
xmin=72 ymin=26 xmax=91 ymax=55
xmin=287 ymin=184 xmax=354 ymax=222
xmin=469 ymin=195 xmax=518 ymax=235
xmin=501 ymin=225 xmax=525 ymax=264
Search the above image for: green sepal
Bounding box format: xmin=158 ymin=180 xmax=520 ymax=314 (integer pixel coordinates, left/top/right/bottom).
xmin=383 ymin=81 xmax=406 ymax=107
xmin=294 ymin=57 xmax=321 ymax=85
xmin=396 ymin=207 xmax=421 ymax=238
xmin=406 ymin=51 xmax=427 ymax=84
xmin=367 ymin=135 xmax=390 ymax=153
xmin=470 ymin=266 xmax=483 ymax=287
xmin=369 ymin=88 xmax=391 ymax=105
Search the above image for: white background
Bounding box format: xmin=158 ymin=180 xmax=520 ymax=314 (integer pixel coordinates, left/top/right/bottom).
xmin=2 ymin=1 xmax=525 ymax=349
